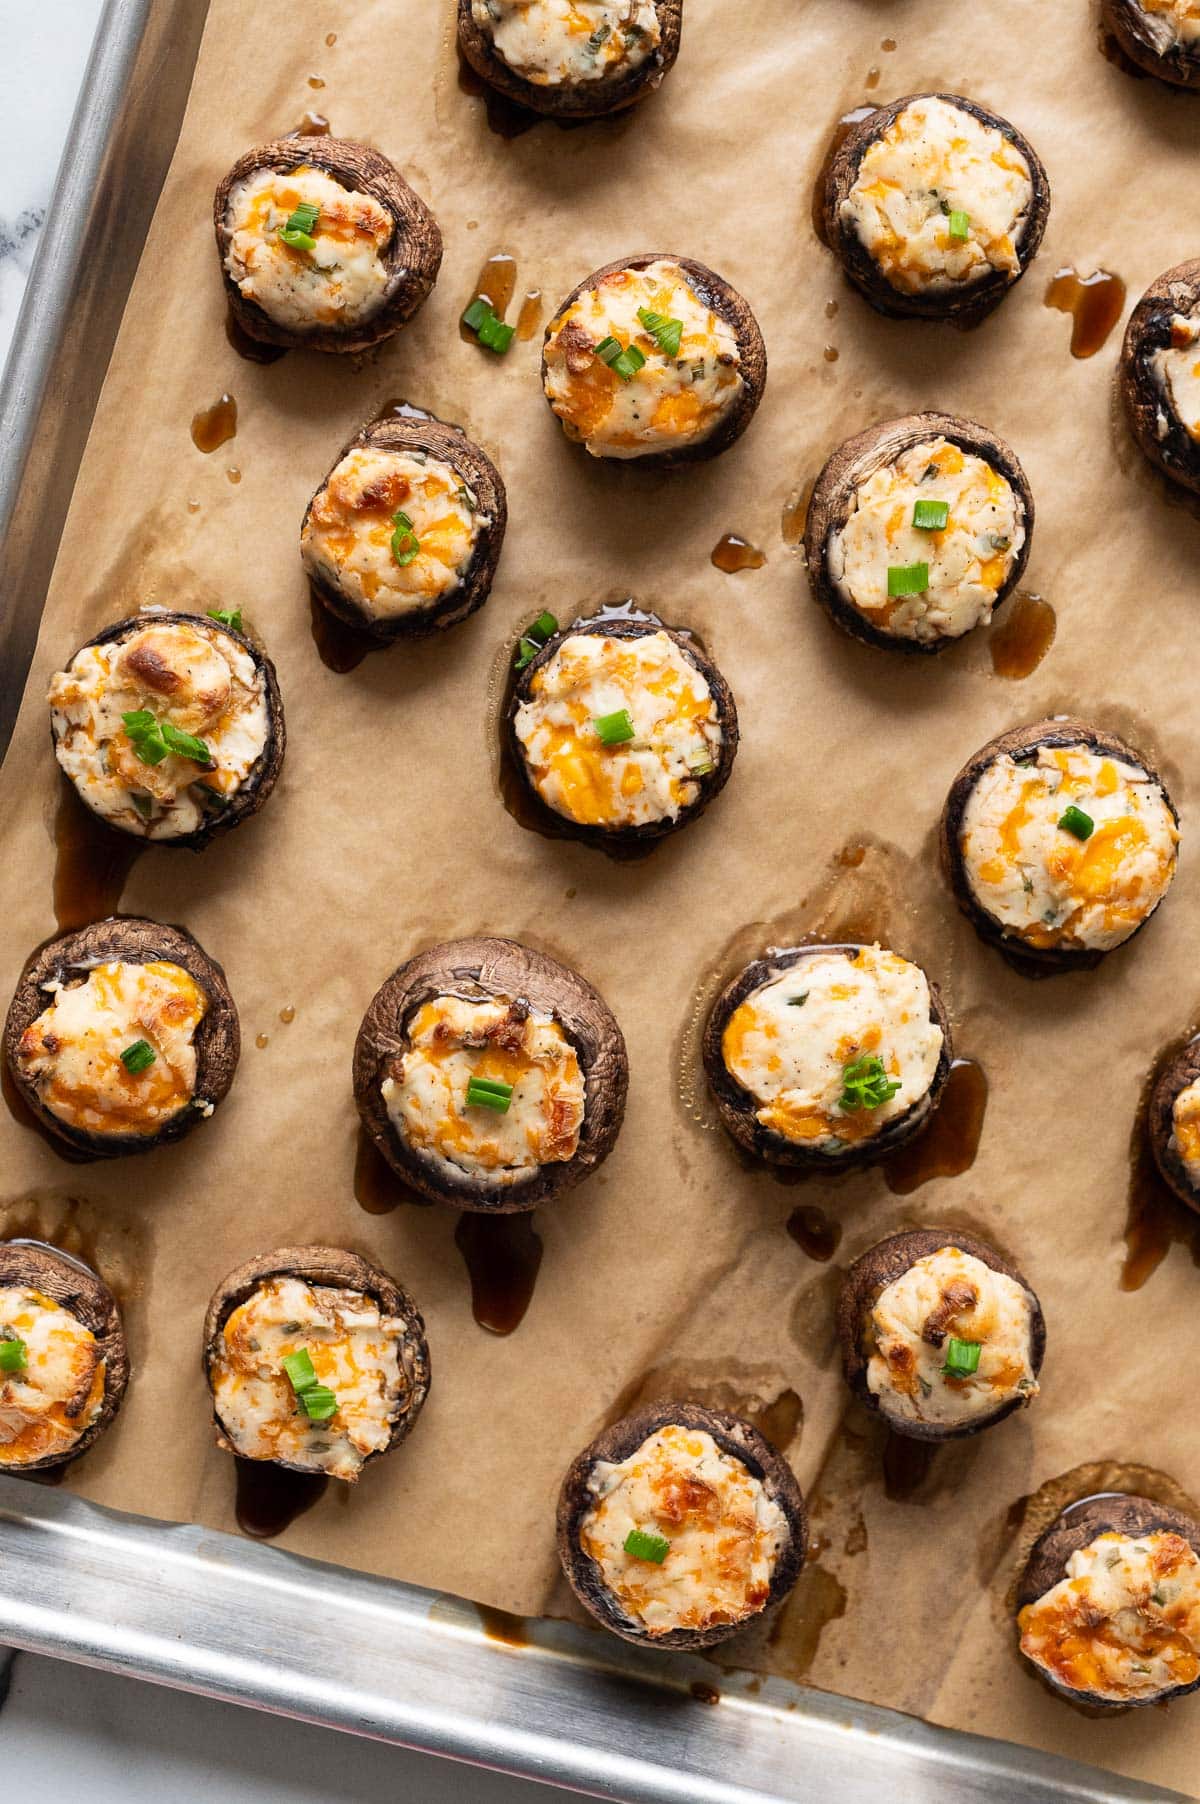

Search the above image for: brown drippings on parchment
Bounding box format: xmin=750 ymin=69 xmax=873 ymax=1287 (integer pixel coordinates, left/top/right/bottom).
xmin=781 ymin=482 xmax=813 ymax=548
xmin=0 ymin=1197 xmax=147 ymax=1311
xmin=286 ymin=110 xmax=331 ymax=137
xmin=454 ymin=1212 xmax=544 ymax=1335
xmin=516 ymin=290 xmax=544 ymax=340
xmin=461 ymin=252 xmax=518 ymax=340
xmin=235 ymin=1458 xmax=328 ymax=1538
xmin=190 ymin=393 xmax=237 ymax=453
xmin=308 ymin=586 xmax=377 ymax=673
xmin=53 ymin=780 xmax=143 ymax=932
xmin=711 ymin=534 xmax=766 ymax=573
xmin=224 ymin=311 xmax=288 ymax=364
xmin=1122 ymin=1029 xmax=1200 ymax=1291
xmin=990 ymin=592 xmax=1056 ymax=679
xmin=786 ymin=1204 xmax=842 ymax=1263
xmin=882 ymin=1432 xmax=939 ymax=1502
xmin=767 ymin=1558 xmax=848 ymax=1677
xmin=1044 ymin=268 xmax=1127 ymax=360
xmin=884 ymin=1059 xmax=988 ymax=1195
xmin=604 ymin=1362 xmax=804 ymax=1455
xmin=457 ymin=51 xmax=542 ymax=139
xmin=477 ymin=1604 xmax=530 ymax=1648
xmin=353 ymin=1127 xmax=431 ymax=1214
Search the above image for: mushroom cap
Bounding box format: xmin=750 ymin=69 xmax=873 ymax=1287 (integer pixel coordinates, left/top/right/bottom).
xmin=1100 ymin=0 xmax=1200 ymax=87
xmin=1121 ymin=260 xmax=1200 ymax=497
xmin=1148 ymin=1033 xmax=1200 ymax=1213
xmin=456 ymin=0 xmax=683 ymax=118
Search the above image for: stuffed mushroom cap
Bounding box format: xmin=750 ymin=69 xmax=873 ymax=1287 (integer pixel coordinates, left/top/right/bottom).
xmin=702 ymin=942 xmax=952 ymax=1171
xmin=838 ymin=1228 xmax=1044 ymax=1442
xmin=1101 ymin=0 xmax=1200 ymax=87
xmin=1017 ymin=1494 xmax=1200 ymax=1709
xmin=302 ymin=409 xmax=506 ymax=642
xmin=0 ymin=1240 xmax=129 ymax=1472
xmin=508 ymin=616 xmax=738 ymax=846
xmin=804 ymin=413 xmax=1034 ymax=653
xmin=941 ymin=718 xmax=1180 ymax=968
xmin=557 ymin=1400 xmax=807 ymax=1649
xmin=48 ymin=610 xmax=284 ymax=847
xmin=214 ymin=138 xmax=442 ymax=354
xmin=458 ymin=0 xmax=682 ymax=118
xmin=4 ymin=917 xmax=240 ymax=1159
xmin=819 ymin=93 xmax=1050 ymax=322
xmin=204 ymin=1245 xmax=430 ymax=1484
xmin=542 ymin=253 xmax=766 ymax=466
xmin=1148 ymin=1033 xmax=1200 ymax=1212
xmin=353 ymin=936 xmax=628 ymax=1211
xmin=1122 ymin=261 xmax=1200 ymax=498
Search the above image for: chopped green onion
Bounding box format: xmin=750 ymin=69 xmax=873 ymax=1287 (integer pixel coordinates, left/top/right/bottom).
xmin=0 ymin=1338 xmax=28 ymax=1374
xmin=279 ymin=202 xmax=319 ymax=250
xmin=838 ymin=1053 xmax=901 ymax=1114
xmin=636 ymin=307 xmax=683 ymax=358
xmin=687 ymin=755 xmax=714 ymax=777
xmin=912 ymin=499 xmax=949 ymax=532
xmin=943 ymin=1337 xmax=982 ymax=1377
xmin=160 ymin=721 xmax=214 ymax=764
xmin=462 ymin=298 xmax=490 ymax=332
xmin=391 ymin=508 xmax=420 ymax=568
xmin=462 ymin=297 xmax=515 ymax=355
xmin=947 ymin=210 xmax=971 ymax=241
xmin=466 ymin=1076 xmax=514 ymax=1112
xmin=593 ymin=708 xmax=636 ymax=746
xmin=120 ymin=1039 xmax=157 ymax=1075
xmin=122 ymin=710 xmax=212 ymax=768
xmin=1058 ymin=805 xmax=1094 ymax=842
xmin=299 ymin=1384 xmax=338 ymax=1421
xmin=595 ymin=337 xmax=646 ymax=383
xmin=624 ymin=1528 xmax=670 ymax=1564
xmin=207 ymin=608 xmax=243 ymax=633
xmin=282 ymin=1348 xmax=317 ymax=1393
xmin=887 ymin=563 xmax=929 ymax=598
xmin=514 ymin=611 xmax=560 ymax=670
xmin=789 ymin=993 xmax=809 ymax=1007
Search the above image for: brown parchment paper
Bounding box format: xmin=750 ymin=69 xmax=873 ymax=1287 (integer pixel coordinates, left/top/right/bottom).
xmin=4 ymin=0 xmax=1200 ymax=1791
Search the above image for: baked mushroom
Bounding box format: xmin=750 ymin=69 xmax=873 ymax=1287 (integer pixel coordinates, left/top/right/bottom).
xmin=702 ymin=942 xmax=952 ymax=1172
xmin=941 ymin=718 xmax=1180 ymax=971
xmin=1100 ymin=0 xmax=1200 ymax=86
xmin=508 ymin=615 xmax=737 ymax=847
xmin=48 ymin=610 xmax=284 ymax=848
xmin=803 ymin=413 xmax=1034 ymax=653
xmin=557 ymin=1401 xmax=807 ymax=1649
xmin=1017 ymin=1494 xmax=1200 ymax=1709
xmin=204 ymin=1245 xmax=429 ymax=1484
xmin=353 ymin=937 xmax=627 ymax=1212
xmin=1121 ymin=261 xmax=1200 ymax=497
xmin=0 ymin=1240 xmax=129 ymax=1473
xmin=214 ymin=138 xmax=442 ymax=355
xmin=817 ymin=93 xmax=1050 ymax=323
xmin=4 ymin=917 xmax=240 ymax=1159
xmin=458 ymin=1 xmax=682 ymax=119
xmin=1147 ymin=1032 xmax=1200 ymax=1212
xmin=837 ymin=1229 xmax=1044 ymax=1443
xmin=542 ymin=254 xmax=766 ymax=466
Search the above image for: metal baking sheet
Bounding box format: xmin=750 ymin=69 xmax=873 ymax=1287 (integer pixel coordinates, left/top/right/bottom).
xmin=0 ymin=5 xmax=1187 ymax=1801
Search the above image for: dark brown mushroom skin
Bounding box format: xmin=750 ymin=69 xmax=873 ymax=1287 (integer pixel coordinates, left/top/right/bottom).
xmin=803 ymin=412 xmax=1035 ymax=656
xmin=457 ymin=0 xmax=683 ymax=118
xmin=702 ymin=943 xmax=953 ymax=1172
xmin=542 ymin=253 xmax=767 ymax=469
xmin=353 ymin=936 xmax=628 ymax=1212
xmin=1016 ymin=1494 xmax=1200 ymax=1710
xmin=0 ymin=1240 xmax=130 ymax=1472
xmin=1148 ymin=1033 xmax=1200 ymax=1213
xmin=3 ymin=917 xmax=241 ymax=1160
xmin=1100 ymin=0 xmax=1200 ymax=87
xmin=50 ymin=610 xmax=285 ymax=850
xmin=837 ymin=1227 xmax=1046 ymax=1444
xmin=213 ymin=138 xmax=443 ymax=355
xmin=818 ymin=93 xmax=1051 ymax=323
xmin=202 ymin=1245 xmax=430 ymax=1476
xmin=556 ymin=1400 xmax=807 ymax=1650
xmin=1121 ymin=261 xmax=1200 ymax=496
xmin=303 ymin=408 xmax=506 ymax=643
xmin=939 ymin=717 xmax=1179 ymax=973
xmin=507 ymin=617 xmax=738 ymax=848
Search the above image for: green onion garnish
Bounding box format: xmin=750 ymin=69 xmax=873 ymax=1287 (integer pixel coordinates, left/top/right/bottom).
xmin=299 ymin=1384 xmax=339 ymax=1421
xmin=122 ymin=710 xmax=212 ymax=767
xmin=462 ymin=297 xmax=515 ymax=355
xmin=838 ymin=1054 xmax=901 ymax=1114
xmin=594 ymin=708 xmax=635 ymax=746
xmin=514 ymin=611 xmax=560 ymax=670
xmin=282 ymin=1348 xmax=317 ymax=1393
xmin=120 ymin=1039 xmax=157 ymax=1075
xmin=1058 ymin=805 xmax=1094 ymax=841
xmin=161 ymin=721 xmax=214 ymax=763
xmin=887 ymin=563 xmax=929 ymax=598
xmin=391 ymin=509 xmax=420 ymax=568
xmin=278 ymin=201 xmax=320 ymax=251
xmin=943 ymin=1337 xmax=982 ymax=1377
xmin=947 ymin=210 xmax=971 ymax=241
xmin=912 ymin=499 xmax=949 ymax=532
xmin=636 ymin=307 xmax=683 ymax=358
xmin=207 ymin=608 xmax=243 ymax=633
xmin=466 ymin=1076 xmax=514 ymax=1112
xmin=789 ymin=993 xmax=809 ymax=1007
xmin=624 ymin=1528 xmax=670 ymax=1564
xmin=0 ymin=1338 xmax=28 ymax=1374
xmin=595 ymin=337 xmax=647 ymax=383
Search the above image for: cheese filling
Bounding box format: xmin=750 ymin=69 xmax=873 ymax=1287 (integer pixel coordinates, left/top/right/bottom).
xmin=1137 ymin=0 xmax=1200 ymax=48
xmin=1170 ymin=1077 xmax=1200 ymax=1188
xmin=513 ymin=630 xmax=721 ymax=829
xmin=958 ymin=746 xmax=1178 ymax=952
xmin=49 ymin=619 xmax=270 ymax=840
xmin=15 ymin=960 xmax=207 ymax=1138
xmin=301 ymin=447 xmax=486 ymax=620
xmin=544 ymin=260 xmax=743 ymax=460
xmin=471 ymin=0 xmax=660 ymax=84
xmin=1152 ymin=313 xmax=1200 ymax=443
xmin=827 ymin=437 xmax=1023 ymax=642
xmin=866 ymin=1247 xmax=1038 ymax=1427
xmin=381 ymin=994 xmax=584 ymax=1187
xmin=720 ymin=946 xmax=943 ymax=1152
xmin=580 ymin=1425 xmax=788 ymax=1636
xmin=1020 ymin=1530 xmax=1200 ymax=1702
xmin=841 ymin=96 xmax=1034 ymax=295
xmin=211 ymin=1276 xmax=410 ymax=1482
xmin=223 ymin=165 xmax=392 ymax=334
xmin=0 ymin=1288 xmax=105 ymax=1466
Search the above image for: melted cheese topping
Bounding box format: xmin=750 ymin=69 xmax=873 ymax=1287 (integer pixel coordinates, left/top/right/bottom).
xmin=544 ymin=260 xmax=743 ymax=460
xmin=471 ymin=0 xmax=660 ymax=84
xmin=1020 ymin=1530 xmax=1200 ymax=1702
xmin=513 ymin=630 xmax=721 ymax=829
xmin=1138 ymin=0 xmax=1200 ymax=48
xmin=866 ymin=1247 xmax=1038 ymax=1428
xmin=0 ymin=1288 xmax=105 ymax=1466
xmin=721 ymin=946 xmax=943 ymax=1153
xmin=841 ymin=97 xmax=1034 ymax=296
xmin=223 ymin=164 xmax=392 ymax=334
xmin=381 ymin=994 xmax=584 ymax=1189
xmin=958 ymin=745 xmax=1178 ymax=952
xmin=1170 ymin=1077 xmax=1200 ymax=1189
xmin=301 ymin=446 xmax=486 ymax=621
xmin=49 ymin=619 xmax=269 ymax=839
xmin=1152 ymin=313 xmax=1200 ymax=443
xmin=211 ymin=1277 xmax=410 ymax=1482
xmin=827 ymin=437 xmax=1023 ymax=642
xmin=580 ymin=1425 xmax=788 ymax=1636
xmin=15 ymin=961 xmax=207 ymax=1138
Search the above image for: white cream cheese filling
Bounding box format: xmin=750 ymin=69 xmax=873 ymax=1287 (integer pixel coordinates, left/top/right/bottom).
xmin=471 ymin=0 xmax=660 ymax=84
xmin=224 ymin=164 xmax=392 ymax=334
xmin=1152 ymin=313 xmax=1200 ymax=442
xmin=0 ymin=1288 xmax=105 ymax=1467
